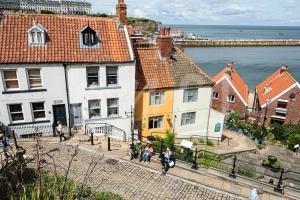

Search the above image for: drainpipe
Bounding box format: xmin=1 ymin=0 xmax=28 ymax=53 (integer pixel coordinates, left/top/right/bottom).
xmin=63 ymin=64 xmax=72 ymax=136
xmin=206 ymin=87 xmax=213 ymax=141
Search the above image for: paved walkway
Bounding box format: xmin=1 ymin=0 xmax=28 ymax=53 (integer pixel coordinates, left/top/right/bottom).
xmin=17 ymin=133 xmax=291 ymax=200
xmin=21 ymin=142 xmax=244 ymax=200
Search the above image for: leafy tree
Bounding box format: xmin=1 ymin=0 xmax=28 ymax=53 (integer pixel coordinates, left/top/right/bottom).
xmin=225 ymin=111 xmax=240 ymax=130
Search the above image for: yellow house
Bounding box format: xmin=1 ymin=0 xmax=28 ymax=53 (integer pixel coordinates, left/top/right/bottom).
xmin=134 ymin=46 xmax=175 ymax=138
xmin=134 ymin=27 xmax=223 ymax=140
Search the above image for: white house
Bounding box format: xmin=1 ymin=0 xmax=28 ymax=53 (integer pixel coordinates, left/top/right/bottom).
xmin=0 ymin=14 xmax=135 ymax=138
xmin=169 ymin=49 xmax=224 ymax=140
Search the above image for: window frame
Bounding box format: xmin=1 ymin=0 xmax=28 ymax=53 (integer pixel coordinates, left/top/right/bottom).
xmin=106 ymin=66 xmax=118 ymax=86
xmin=88 ymin=99 xmax=101 ymax=119
xmin=227 ymin=95 xmax=235 ymax=103
xmin=31 ymin=102 xmax=46 ymax=121
xmin=148 ymin=116 xmax=164 ymax=130
xmin=8 ymin=103 xmax=24 ymax=123
xmin=29 ymin=29 xmax=45 ymax=45
xmin=27 ymin=68 xmax=43 ymax=89
xmin=149 ymin=91 xmax=165 ymax=105
xmin=212 ymin=91 xmax=219 ymax=100
xmin=277 ymin=100 xmax=288 ymax=109
xmin=2 ymin=69 xmax=19 ymax=90
xmin=183 ymin=88 xmax=198 ymax=103
xmin=181 ymin=112 xmax=196 ymax=126
xmin=107 ymin=98 xmax=119 ymax=118
xmin=86 ymin=66 xmax=99 ymax=87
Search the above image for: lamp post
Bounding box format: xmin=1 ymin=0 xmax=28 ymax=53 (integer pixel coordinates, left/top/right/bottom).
xmin=125 ymin=105 xmax=134 ymax=145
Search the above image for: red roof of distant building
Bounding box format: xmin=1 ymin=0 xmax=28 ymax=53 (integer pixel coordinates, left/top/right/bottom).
xmin=0 ymin=14 xmax=132 ymax=64
xmin=213 ymin=64 xmax=249 ymax=106
xmin=256 ymin=66 xmax=299 ymax=107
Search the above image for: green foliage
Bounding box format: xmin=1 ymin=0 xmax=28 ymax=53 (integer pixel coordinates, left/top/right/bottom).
xmin=11 ymin=171 xmax=125 ymax=200
xmin=236 ymin=168 xmax=255 ymax=178
xmin=206 ymin=140 xmax=214 ymax=147
xmin=193 ymin=139 xmax=206 ymax=145
xmin=127 ymin=17 xmax=150 ymax=24
xmin=165 ymin=130 xmax=175 ymax=147
xmin=90 ymin=13 xmax=110 ymax=18
xmin=198 ymin=152 xmax=222 ymax=169
xmin=94 ymin=192 xmax=126 ymax=200
xmin=225 ymin=111 xmax=241 ymax=130
xmin=271 ymin=123 xmax=300 ymax=149
xmin=262 ymin=155 xmax=282 ymax=171
xmin=40 ymin=10 xmax=55 ymax=14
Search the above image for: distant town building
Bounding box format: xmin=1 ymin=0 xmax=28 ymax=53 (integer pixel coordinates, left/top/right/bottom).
xmin=134 ymin=26 xmax=224 ymax=140
xmin=212 ymin=63 xmax=249 ymax=118
xmin=253 ymin=65 xmax=300 ymax=125
xmin=0 ymin=0 xmax=92 ymax=15
xmin=170 ymin=29 xmax=184 ymax=38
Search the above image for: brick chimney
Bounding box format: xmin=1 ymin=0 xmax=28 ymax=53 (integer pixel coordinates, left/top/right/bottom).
xmin=157 ymin=26 xmax=174 ymax=58
xmin=225 ymin=62 xmax=234 ymax=78
xmin=116 ymin=0 xmax=127 ymax=25
xmin=280 ymin=64 xmax=288 ymax=74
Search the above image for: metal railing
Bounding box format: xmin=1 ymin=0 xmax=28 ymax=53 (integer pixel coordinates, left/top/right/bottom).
xmin=137 ymin=136 xmax=300 ymax=195
xmin=85 ymin=122 xmax=127 ymax=142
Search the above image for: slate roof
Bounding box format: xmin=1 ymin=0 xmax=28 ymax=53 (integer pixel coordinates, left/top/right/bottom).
xmin=256 ymin=67 xmax=299 ymax=107
xmin=135 ymin=47 xmax=213 ymax=90
xmin=0 ymin=14 xmax=132 ymax=64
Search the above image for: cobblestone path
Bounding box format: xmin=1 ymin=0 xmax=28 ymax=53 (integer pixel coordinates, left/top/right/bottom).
xmin=22 ymin=142 xmax=245 ymax=200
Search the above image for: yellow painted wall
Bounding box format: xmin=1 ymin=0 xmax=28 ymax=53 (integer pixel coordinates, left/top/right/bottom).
xmin=135 ymin=89 xmax=174 ymax=138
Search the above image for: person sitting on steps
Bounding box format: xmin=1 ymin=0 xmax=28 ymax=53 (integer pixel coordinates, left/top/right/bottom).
xmin=129 ymin=143 xmax=139 ymax=160
xmin=139 ymin=142 xmax=153 ymax=164
xmin=161 ymin=148 xmax=175 ymax=174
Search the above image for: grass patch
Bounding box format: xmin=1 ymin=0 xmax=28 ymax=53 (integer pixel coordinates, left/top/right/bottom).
xmin=236 ymin=168 xmax=256 ymax=178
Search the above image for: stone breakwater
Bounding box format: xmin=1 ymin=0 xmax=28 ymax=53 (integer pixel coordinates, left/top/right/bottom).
xmin=175 ymin=39 xmax=300 ymax=47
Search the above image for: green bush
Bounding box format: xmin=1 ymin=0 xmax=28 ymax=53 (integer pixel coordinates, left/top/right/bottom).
xmin=11 ymin=171 xmax=126 ymax=200
xmin=206 ymin=140 xmax=214 ymax=146
xmin=237 ymin=168 xmax=255 ymax=178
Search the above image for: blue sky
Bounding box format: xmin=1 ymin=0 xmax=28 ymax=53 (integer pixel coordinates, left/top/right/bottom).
xmin=88 ymin=0 xmax=300 ymax=26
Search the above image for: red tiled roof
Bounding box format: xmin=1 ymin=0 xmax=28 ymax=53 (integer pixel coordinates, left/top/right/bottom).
xmin=213 ymin=66 xmax=249 ymax=105
xmin=135 ymin=47 xmax=213 ymax=90
xmin=256 ymin=67 xmax=298 ymax=107
xmin=135 ymin=47 xmax=175 ymax=90
xmin=0 ymin=14 xmax=132 ymax=64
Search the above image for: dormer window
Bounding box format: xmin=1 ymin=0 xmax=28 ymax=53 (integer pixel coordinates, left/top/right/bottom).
xmin=28 ymin=22 xmax=47 ymax=46
xmin=81 ymin=26 xmax=97 ymax=46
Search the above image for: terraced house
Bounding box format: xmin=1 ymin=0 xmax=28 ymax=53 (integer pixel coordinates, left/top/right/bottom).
xmin=0 ymin=13 xmax=135 ymax=137
xmin=253 ymin=65 xmax=300 ymax=125
xmin=212 ymin=63 xmax=249 ymax=118
xmin=135 ymin=27 xmax=224 ymax=140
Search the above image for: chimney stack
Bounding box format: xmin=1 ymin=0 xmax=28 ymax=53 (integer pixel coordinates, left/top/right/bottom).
xmin=280 ymin=64 xmax=288 ymax=74
xmin=225 ymin=62 xmax=234 ymax=78
xmin=157 ymin=26 xmax=174 ymax=58
xmin=116 ymin=0 xmax=127 ymax=25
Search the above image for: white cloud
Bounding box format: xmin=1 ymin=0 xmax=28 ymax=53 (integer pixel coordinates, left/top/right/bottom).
xmin=88 ymin=0 xmax=300 ymax=25
xmin=134 ymin=9 xmax=145 ymax=18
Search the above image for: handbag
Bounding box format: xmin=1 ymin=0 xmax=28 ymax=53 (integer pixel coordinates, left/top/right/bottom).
xmin=169 ymin=160 xmax=175 ymax=167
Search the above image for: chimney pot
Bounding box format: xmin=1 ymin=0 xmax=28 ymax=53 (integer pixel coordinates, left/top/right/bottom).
xmin=280 ymin=64 xmax=288 ymax=74
xmin=157 ymin=27 xmax=174 ymax=58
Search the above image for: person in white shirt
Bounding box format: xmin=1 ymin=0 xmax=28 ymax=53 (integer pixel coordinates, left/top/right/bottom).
xmin=249 ymin=188 xmax=263 ymax=200
xmin=56 ymin=121 xmax=66 ymax=142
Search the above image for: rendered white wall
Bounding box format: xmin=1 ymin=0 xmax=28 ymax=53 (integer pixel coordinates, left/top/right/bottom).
xmin=208 ymin=109 xmax=224 ymax=139
xmin=66 ymin=62 xmax=136 ymax=134
xmin=0 ymin=64 xmax=69 ymax=126
xmin=173 ymin=87 xmax=212 ymax=138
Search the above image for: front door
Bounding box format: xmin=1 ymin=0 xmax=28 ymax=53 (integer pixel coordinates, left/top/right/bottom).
xmin=70 ymin=104 xmax=82 ymax=126
xmin=53 ymin=104 xmax=67 ymax=126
